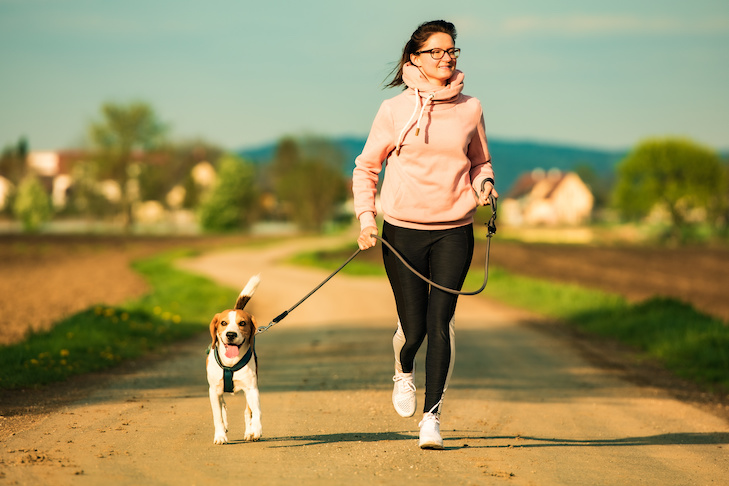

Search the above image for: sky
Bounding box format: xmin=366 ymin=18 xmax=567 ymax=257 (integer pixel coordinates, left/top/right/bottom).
xmin=1 ymin=0 xmax=728 ymax=153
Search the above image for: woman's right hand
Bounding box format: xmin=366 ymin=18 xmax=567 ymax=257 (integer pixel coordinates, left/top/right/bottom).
xmin=357 ymin=226 xmax=379 ymax=250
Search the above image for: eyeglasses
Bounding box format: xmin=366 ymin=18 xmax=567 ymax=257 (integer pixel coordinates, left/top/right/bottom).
xmin=415 ymin=48 xmax=461 ymax=60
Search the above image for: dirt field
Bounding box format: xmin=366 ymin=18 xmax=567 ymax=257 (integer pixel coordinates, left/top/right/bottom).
xmin=2 ymin=234 xmax=728 ymax=485
xmin=2 ymin=232 xmax=728 ymax=345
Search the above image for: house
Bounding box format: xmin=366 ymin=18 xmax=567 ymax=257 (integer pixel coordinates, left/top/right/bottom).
xmin=0 ymin=176 xmax=12 ymax=211
xmin=501 ymin=168 xmax=594 ymax=226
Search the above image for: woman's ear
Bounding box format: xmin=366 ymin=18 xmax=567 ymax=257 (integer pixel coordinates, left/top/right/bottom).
xmin=410 ymin=53 xmax=420 ymax=67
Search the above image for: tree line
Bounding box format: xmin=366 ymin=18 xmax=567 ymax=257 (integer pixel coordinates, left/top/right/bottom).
xmin=1 ymin=101 xmax=728 ymax=244
xmin=0 ymin=101 xmax=349 ymax=234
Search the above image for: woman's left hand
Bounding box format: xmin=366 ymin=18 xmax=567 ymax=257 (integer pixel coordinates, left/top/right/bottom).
xmin=478 ymin=183 xmax=498 ymax=206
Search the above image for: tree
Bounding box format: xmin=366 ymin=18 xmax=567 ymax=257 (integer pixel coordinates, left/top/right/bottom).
xmin=89 ymin=101 xmax=167 ymax=229
xmin=612 ymin=137 xmax=725 ymax=241
xmin=198 ymin=154 xmax=258 ymax=232
xmin=13 ymin=175 xmax=52 ymax=232
xmin=0 ymin=137 xmax=29 ymax=185
xmin=270 ymin=136 xmax=348 ymax=231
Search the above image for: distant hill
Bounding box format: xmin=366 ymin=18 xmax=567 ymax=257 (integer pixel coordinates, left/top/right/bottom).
xmin=239 ymin=136 xmax=627 ymax=193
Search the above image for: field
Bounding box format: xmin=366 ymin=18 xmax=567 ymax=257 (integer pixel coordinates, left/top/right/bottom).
xmin=2 ymin=233 xmax=728 ymax=348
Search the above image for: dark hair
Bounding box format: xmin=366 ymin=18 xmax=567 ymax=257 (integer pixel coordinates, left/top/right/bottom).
xmin=386 ymin=20 xmax=457 ymax=89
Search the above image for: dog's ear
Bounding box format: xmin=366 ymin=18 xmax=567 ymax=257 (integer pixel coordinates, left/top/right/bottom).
xmin=209 ymin=314 xmax=220 ymax=346
xmin=249 ymin=315 xmax=258 ymax=340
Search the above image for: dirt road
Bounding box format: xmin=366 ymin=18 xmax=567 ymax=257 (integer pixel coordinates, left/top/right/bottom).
xmin=2 ymin=237 xmax=729 ymax=485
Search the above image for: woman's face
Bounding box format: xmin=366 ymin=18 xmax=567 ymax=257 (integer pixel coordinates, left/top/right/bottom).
xmin=410 ymin=32 xmax=457 ymax=86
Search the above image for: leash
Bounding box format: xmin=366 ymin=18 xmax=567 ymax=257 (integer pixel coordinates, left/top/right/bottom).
xmin=256 ymin=195 xmax=497 ymax=335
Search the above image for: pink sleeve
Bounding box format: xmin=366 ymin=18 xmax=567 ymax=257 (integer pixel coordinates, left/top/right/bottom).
xmin=352 ymin=102 xmax=395 ymax=229
xmin=468 ymin=110 xmax=495 ymax=193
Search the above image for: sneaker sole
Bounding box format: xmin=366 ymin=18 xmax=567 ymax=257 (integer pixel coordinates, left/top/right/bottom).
xmin=419 ymin=441 xmax=444 ymax=450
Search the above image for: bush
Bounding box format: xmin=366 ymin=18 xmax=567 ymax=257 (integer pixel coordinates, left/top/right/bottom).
xmin=13 ymin=175 xmax=52 ymax=232
xmin=198 ymin=154 xmax=258 ymax=232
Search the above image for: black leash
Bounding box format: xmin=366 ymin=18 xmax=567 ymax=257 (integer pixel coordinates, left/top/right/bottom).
xmin=256 ymin=195 xmax=497 ymax=335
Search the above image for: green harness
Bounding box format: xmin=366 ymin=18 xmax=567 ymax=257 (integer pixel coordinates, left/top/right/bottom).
xmin=213 ymin=345 xmax=255 ymax=393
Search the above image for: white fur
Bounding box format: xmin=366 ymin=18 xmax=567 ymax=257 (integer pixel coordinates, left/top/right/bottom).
xmin=240 ymin=274 xmax=261 ymax=298
xmin=206 ymin=275 xmax=262 ymax=445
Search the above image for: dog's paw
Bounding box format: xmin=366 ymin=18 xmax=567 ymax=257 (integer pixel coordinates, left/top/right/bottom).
xmin=213 ymin=433 xmax=228 ymax=445
xmin=244 ymin=424 xmax=262 ymax=442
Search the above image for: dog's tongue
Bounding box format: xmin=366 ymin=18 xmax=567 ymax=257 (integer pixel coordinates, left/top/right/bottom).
xmin=225 ymin=345 xmax=239 ymax=359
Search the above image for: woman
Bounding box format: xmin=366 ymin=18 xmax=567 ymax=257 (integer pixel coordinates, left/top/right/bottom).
xmin=352 ymin=19 xmax=497 ymax=449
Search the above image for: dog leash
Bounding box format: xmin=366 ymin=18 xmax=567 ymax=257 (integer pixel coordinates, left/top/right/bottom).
xmin=256 ymin=195 xmax=497 ymax=335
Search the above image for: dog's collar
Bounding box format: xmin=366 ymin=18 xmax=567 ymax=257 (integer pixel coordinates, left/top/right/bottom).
xmin=213 ymin=344 xmax=255 ymax=393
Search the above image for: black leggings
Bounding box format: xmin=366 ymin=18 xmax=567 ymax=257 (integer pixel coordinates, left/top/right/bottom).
xmin=382 ymin=221 xmax=474 ymax=412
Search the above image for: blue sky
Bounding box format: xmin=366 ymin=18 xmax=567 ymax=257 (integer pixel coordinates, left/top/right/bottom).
xmin=1 ymin=0 xmax=728 ymax=152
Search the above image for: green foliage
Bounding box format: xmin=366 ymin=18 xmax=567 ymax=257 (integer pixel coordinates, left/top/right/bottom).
xmin=0 ymin=137 xmax=28 ymax=185
xmin=198 ymin=154 xmax=258 ymax=232
xmin=12 ymin=175 xmax=52 ymax=232
xmin=137 ymin=140 xmax=223 ymax=204
xmin=0 ymin=248 xmax=238 ymax=390
xmin=64 ymin=160 xmax=119 ymax=218
xmin=288 ymin=244 xmax=385 ymax=276
xmin=613 ymin=137 xmax=725 ymax=242
xmin=89 ymin=101 xmax=168 ymax=228
xmin=270 ymin=136 xmax=348 ymax=231
xmin=573 ymin=298 xmax=729 ymax=388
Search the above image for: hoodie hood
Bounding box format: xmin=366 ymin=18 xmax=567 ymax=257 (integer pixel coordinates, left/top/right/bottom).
xmin=401 ymin=62 xmax=465 ymax=101
xmin=395 ymin=63 xmax=465 ymax=154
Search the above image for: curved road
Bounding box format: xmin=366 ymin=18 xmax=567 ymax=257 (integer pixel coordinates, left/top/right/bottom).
xmin=2 ymin=236 xmax=728 ymax=485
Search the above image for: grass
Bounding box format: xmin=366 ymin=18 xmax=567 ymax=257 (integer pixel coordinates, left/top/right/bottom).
xmin=293 ymin=243 xmax=729 ymax=393
xmin=4 ymin=239 xmax=727 ymax=394
xmin=0 ymin=248 xmax=238 ymax=390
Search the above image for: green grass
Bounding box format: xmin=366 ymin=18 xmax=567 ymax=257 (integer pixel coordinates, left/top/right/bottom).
xmin=287 ymin=245 xmax=386 ymax=277
xmin=0 ymin=248 xmax=238 ymax=390
xmin=294 ymin=243 xmax=729 ymax=393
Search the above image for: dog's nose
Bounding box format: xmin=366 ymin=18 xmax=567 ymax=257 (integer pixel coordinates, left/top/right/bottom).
xmin=226 ymin=332 xmax=238 ymax=341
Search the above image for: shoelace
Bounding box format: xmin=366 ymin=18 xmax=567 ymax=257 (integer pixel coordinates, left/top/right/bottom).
xmin=419 ymin=412 xmax=440 ymax=427
xmin=393 ymin=373 xmax=416 ymax=392
xmin=418 ymin=400 xmax=442 ymax=427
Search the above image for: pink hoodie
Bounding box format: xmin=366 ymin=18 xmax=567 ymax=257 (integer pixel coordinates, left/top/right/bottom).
xmin=352 ymin=63 xmax=494 ymax=231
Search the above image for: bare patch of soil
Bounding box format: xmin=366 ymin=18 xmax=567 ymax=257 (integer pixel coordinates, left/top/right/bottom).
xmin=482 ymin=241 xmax=729 ymax=323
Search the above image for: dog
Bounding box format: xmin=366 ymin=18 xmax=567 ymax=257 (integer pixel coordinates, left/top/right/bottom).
xmin=206 ymin=275 xmax=262 ymax=445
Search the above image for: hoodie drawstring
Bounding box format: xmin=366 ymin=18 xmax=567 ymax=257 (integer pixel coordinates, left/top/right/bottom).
xmin=395 ymin=91 xmax=435 ymax=156
xmin=415 ymin=93 xmax=435 ymax=136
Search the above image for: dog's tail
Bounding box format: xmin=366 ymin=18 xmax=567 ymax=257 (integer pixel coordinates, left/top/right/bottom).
xmin=235 ymin=274 xmax=261 ymax=310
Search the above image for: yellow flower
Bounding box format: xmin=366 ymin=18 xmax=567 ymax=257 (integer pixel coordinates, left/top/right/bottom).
xmin=60 ymin=349 xmax=70 ymax=357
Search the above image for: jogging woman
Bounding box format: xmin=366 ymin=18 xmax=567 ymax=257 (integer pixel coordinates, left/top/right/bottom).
xmin=352 ymin=19 xmax=497 ymax=449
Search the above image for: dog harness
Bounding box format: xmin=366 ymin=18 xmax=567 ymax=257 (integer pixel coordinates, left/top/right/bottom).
xmin=213 ymin=345 xmax=255 ymax=393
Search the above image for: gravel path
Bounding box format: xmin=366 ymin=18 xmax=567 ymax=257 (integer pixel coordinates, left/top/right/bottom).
xmin=2 ymin=235 xmax=728 ymax=485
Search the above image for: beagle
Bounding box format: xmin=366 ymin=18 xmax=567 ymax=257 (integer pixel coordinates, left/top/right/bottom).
xmin=206 ymin=275 xmax=262 ymax=445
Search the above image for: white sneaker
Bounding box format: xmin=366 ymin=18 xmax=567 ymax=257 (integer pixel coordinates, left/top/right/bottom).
xmin=418 ymin=412 xmax=444 ymax=449
xmin=392 ymin=372 xmax=416 ymax=417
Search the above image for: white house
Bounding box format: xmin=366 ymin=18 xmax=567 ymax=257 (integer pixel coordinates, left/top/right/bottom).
xmin=501 ymin=168 xmax=594 ymax=226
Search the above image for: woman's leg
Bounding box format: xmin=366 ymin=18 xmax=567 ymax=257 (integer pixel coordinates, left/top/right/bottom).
xmin=382 ymin=222 xmax=430 ymax=374
xmin=422 ymin=224 xmax=474 ymax=413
